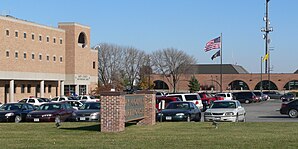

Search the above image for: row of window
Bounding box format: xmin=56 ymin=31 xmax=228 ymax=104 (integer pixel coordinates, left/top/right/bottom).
xmin=5 ymin=50 xmax=63 ymax=62
xmin=13 ymin=84 xmax=52 ymax=94
xmin=5 ymin=29 xmax=63 ymax=44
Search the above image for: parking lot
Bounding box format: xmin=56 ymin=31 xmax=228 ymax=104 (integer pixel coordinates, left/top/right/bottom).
xmin=243 ymin=99 xmax=298 ymax=122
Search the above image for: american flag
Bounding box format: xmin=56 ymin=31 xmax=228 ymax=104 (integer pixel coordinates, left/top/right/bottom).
xmin=204 ymin=36 xmax=221 ymax=52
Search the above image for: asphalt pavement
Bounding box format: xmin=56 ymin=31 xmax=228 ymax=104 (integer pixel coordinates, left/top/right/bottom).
xmin=243 ymin=99 xmax=298 ymax=122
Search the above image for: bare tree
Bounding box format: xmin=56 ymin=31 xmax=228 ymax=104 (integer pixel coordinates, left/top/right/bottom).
xmin=151 ymin=48 xmax=197 ymax=92
xmin=96 ymin=43 xmax=124 ymax=91
xmin=122 ymin=47 xmax=146 ymax=91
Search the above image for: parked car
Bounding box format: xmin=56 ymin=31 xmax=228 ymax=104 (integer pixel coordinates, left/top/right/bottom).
xmin=166 ymin=93 xmax=204 ymax=110
xmin=198 ymin=92 xmax=223 ymax=111
xmin=72 ymin=102 xmax=100 ymax=121
xmin=157 ymin=101 xmax=201 ymax=122
xmin=280 ymin=100 xmax=298 ymax=118
xmin=204 ymin=100 xmax=246 ymax=122
xmin=263 ymin=91 xmax=283 ymax=99
xmin=232 ymin=92 xmax=258 ymax=104
xmin=280 ymin=93 xmax=295 ymax=102
xmin=19 ymin=97 xmax=47 ymax=107
xmin=77 ymin=95 xmax=100 ymax=102
xmin=50 ymin=96 xmax=70 ymax=102
xmin=26 ymin=102 xmax=76 ymax=122
xmin=0 ymin=103 xmax=35 ymax=123
xmin=216 ymin=92 xmax=233 ymax=100
xmin=253 ymin=91 xmax=267 ymax=101
xmin=62 ymin=100 xmax=85 ymax=110
xmin=156 ymin=96 xmax=181 ymax=112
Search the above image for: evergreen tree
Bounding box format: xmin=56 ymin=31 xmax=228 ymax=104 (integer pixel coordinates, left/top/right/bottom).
xmin=188 ymin=76 xmax=200 ymax=93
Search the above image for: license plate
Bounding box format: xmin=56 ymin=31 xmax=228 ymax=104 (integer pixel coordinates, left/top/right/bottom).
xmin=34 ymin=118 xmax=39 ymax=122
xmin=215 ymin=117 xmax=221 ymax=120
xmin=166 ymin=116 xmax=172 ymax=120
xmin=79 ymin=117 xmax=86 ymax=121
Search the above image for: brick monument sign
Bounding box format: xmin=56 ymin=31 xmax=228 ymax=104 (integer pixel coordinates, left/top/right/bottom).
xmin=100 ymin=91 xmax=156 ymax=132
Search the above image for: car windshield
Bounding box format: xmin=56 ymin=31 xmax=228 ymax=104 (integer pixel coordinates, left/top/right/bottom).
xmin=79 ymin=102 xmax=100 ymax=110
xmin=0 ymin=104 xmax=23 ymax=111
xmin=166 ymin=102 xmax=190 ymax=110
xmin=211 ymin=102 xmax=236 ymax=109
xmin=90 ymin=96 xmax=96 ymax=99
xmin=37 ymin=98 xmax=44 ymax=102
xmin=38 ymin=104 xmax=61 ymax=110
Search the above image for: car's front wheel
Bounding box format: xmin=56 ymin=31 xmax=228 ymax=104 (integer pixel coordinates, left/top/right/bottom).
xmin=245 ymin=99 xmax=250 ymax=104
xmin=15 ymin=115 xmax=22 ymax=123
xmin=288 ymin=109 xmax=298 ymax=118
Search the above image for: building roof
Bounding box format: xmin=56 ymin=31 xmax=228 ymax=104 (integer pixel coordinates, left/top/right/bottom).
xmin=0 ymin=15 xmax=65 ymax=32
xmin=185 ymin=64 xmax=249 ymax=74
xmin=295 ymin=70 xmax=298 ymax=74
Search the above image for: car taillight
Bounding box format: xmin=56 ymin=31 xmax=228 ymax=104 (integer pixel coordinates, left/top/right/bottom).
xmin=252 ymin=96 xmax=256 ymax=99
xmin=281 ymin=103 xmax=287 ymax=108
xmin=195 ymin=101 xmax=199 ymax=105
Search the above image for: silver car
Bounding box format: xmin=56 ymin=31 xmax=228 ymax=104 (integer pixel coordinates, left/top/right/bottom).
xmin=204 ymin=100 xmax=246 ymax=122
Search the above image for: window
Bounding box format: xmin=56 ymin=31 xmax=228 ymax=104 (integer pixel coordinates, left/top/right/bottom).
xmin=14 ymin=84 xmax=16 ymax=93
xmin=44 ymin=85 xmax=46 ymax=93
xmin=93 ymin=61 xmax=95 ymax=69
xmin=32 ymin=53 xmax=35 ymax=60
xmin=53 ymin=56 xmax=56 ymax=62
xmin=47 ymin=36 xmax=49 ymax=42
xmin=24 ymin=32 xmax=27 ymax=38
xmin=46 ymin=55 xmax=50 ymax=61
xmin=27 ymin=84 xmax=31 ymax=93
xmin=53 ymin=38 xmax=56 ymax=43
xmin=59 ymin=56 xmax=63 ymax=62
xmin=32 ymin=34 xmax=35 ymax=40
xmin=39 ymin=54 xmax=42 ymax=60
xmin=21 ymin=84 xmax=25 ymax=93
xmin=39 ymin=35 xmax=42 ymax=41
xmin=15 ymin=31 xmax=18 ymax=37
xmin=15 ymin=52 xmax=18 ymax=58
xmin=6 ymin=30 xmax=9 ymax=36
xmin=6 ymin=51 xmax=9 ymax=57
xmin=24 ymin=53 xmax=27 ymax=59
xmin=60 ymin=39 xmax=63 ymax=44
xmin=48 ymin=85 xmax=52 ymax=93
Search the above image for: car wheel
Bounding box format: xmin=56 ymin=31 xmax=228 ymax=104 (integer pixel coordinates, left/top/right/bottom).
xmin=187 ymin=115 xmax=191 ymax=122
xmin=195 ymin=114 xmax=201 ymax=122
xmin=15 ymin=115 xmax=22 ymax=123
xmin=288 ymin=109 xmax=298 ymax=118
xmin=242 ymin=116 xmax=246 ymax=122
xmin=244 ymin=99 xmax=250 ymax=104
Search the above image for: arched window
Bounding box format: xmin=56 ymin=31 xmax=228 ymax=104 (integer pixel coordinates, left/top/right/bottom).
xmin=78 ymin=32 xmax=87 ymax=48
xmin=228 ymin=80 xmax=249 ymax=90
xmin=254 ymin=80 xmax=278 ymax=90
xmin=283 ymin=80 xmax=298 ymax=90
xmin=153 ymin=80 xmax=169 ymax=90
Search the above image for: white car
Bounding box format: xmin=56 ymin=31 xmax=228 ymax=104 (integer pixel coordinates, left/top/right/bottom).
xmin=77 ymin=95 xmax=100 ymax=102
xmin=166 ymin=93 xmax=204 ymax=111
xmin=19 ymin=98 xmax=47 ymax=107
xmin=204 ymin=100 xmax=246 ymax=122
xmin=216 ymin=92 xmax=233 ymax=100
xmin=50 ymin=96 xmax=70 ymax=102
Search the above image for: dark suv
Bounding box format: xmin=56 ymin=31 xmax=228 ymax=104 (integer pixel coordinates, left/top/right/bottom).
xmin=232 ymin=92 xmax=257 ymax=104
xmin=263 ymin=91 xmax=283 ymax=99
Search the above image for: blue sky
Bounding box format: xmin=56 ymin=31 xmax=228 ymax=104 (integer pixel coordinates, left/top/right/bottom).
xmin=1 ymin=0 xmax=297 ymax=73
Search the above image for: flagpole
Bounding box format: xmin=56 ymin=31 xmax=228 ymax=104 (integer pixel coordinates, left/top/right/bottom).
xmin=220 ymin=33 xmax=223 ymax=92
xmin=261 ymin=56 xmax=263 ymax=92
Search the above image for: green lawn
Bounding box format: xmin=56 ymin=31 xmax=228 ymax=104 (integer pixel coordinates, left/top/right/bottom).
xmin=0 ymin=122 xmax=298 ymax=149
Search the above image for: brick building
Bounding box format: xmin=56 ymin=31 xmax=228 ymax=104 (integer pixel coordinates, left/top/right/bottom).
xmin=152 ymin=64 xmax=298 ymax=92
xmin=0 ymin=15 xmax=98 ymax=103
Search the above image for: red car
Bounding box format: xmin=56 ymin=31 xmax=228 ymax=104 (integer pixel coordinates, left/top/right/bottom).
xmin=198 ymin=92 xmax=223 ymax=105
xmin=156 ymin=97 xmax=181 ymax=112
xmin=26 ymin=102 xmax=76 ymax=122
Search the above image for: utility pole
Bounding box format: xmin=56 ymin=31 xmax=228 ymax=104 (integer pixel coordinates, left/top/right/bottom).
xmin=261 ymin=0 xmax=273 ymax=74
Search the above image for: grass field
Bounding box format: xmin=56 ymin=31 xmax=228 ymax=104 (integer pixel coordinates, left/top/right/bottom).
xmin=0 ymin=122 xmax=298 ymax=149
